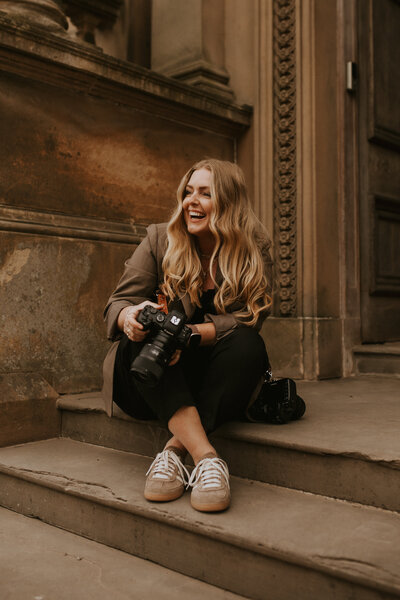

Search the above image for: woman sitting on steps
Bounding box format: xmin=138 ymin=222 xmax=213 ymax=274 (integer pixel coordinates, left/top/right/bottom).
xmin=102 ymin=158 xmax=273 ymax=513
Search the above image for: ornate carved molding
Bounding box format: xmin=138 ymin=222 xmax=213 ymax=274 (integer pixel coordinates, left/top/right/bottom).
xmin=272 ymin=0 xmax=297 ymax=317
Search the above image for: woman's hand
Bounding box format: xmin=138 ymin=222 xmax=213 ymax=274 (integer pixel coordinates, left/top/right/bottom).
xmin=118 ymin=301 xmax=161 ymax=342
xmin=168 ymin=349 xmax=182 ymax=366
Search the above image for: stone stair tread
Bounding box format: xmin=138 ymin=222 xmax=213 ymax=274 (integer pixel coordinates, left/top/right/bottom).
xmin=353 ymin=342 xmax=400 ymax=355
xmin=0 ymin=438 xmax=399 ymax=596
xmin=0 ymin=506 xmax=244 ymax=600
xmin=58 ymin=391 xmax=106 ymax=413
xmin=58 ymin=377 xmax=400 ymax=465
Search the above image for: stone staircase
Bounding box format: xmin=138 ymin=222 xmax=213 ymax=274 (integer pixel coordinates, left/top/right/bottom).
xmin=353 ymin=342 xmax=400 ymax=378
xmin=0 ymin=506 xmax=247 ymax=600
xmin=0 ymin=377 xmax=400 ymax=599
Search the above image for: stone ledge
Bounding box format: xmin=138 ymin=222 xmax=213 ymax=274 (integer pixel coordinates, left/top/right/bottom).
xmin=0 ymin=13 xmax=252 ymax=136
xmin=58 ymin=391 xmax=106 ymax=413
xmin=353 ymin=344 xmax=400 ymax=377
xmin=353 ymin=343 xmax=400 ymax=356
xmin=58 ymin=392 xmax=159 ymax=423
xmin=0 ymin=204 xmax=147 ymax=244
xmin=57 ymin=377 xmax=400 ymax=465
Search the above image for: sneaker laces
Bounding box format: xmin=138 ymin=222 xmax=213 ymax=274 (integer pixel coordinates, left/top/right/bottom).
xmin=146 ymin=450 xmax=189 ymax=485
xmin=188 ymin=457 xmax=229 ymax=490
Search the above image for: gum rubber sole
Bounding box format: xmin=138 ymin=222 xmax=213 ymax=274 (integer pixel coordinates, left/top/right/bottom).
xmin=190 ymin=499 xmax=230 ymax=513
xmin=144 ymin=488 xmax=185 ymax=502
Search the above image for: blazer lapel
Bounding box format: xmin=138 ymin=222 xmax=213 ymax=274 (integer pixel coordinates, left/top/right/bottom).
xmin=181 ymin=293 xmax=196 ymax=321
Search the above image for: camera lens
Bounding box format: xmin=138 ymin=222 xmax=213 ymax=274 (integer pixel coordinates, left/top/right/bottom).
xmin=130 ymin=308 xmax=187 ymax=387
xmin=131 ymin=354 xmax=164 ymax=387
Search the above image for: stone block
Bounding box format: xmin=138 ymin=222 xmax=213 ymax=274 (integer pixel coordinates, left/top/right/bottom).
xmin=261 ymin=317 xmax=304 ymax=379
xmin=0 ymin=231 xmax=127 ymax=393
xmin=0 ymin=373 xmax=60 ymax=447
xmin=261 ymin=317 xmax=343 ymax=379
xmin=316 ymin=318 xmax=342 ymax=379
xmin=0 ymin=67 xmax=235 ymax=395
xmin=0 ymin=72 xmax=234 ymax=227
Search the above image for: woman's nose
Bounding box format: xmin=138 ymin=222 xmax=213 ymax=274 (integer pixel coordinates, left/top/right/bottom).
xmin=185 ymin=191 xmax=199 ymax=203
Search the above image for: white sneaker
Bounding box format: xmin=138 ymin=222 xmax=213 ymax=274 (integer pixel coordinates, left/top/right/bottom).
xmin=188 ymin=453 xmax=230 ymax=512
xmin=144 ymin=449 xmax=189 ymax=502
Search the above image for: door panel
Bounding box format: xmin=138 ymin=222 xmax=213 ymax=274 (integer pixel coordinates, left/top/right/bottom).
xmin=359 ymin=0 xmax=400 ymax=341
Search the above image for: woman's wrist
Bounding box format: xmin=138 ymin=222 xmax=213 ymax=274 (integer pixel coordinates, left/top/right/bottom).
xmin=188 ymin=322 xmax=216 ymax=346
xmin=117 ymin=306 xmax=134 ymax=331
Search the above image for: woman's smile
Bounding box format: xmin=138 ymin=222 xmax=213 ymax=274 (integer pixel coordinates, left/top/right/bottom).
xmin=188 ymin=209 xmax=206 ymax=219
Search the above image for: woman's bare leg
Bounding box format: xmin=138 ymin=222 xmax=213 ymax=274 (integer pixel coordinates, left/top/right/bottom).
xmin=167 ymin=406 xmax=216 ymax=464
xmin=164 ymin=436 xmax=186 ymax=454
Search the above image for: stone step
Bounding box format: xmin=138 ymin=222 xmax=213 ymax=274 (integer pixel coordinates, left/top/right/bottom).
xmin=58 ymin=376 xmax=400 ymax=512
xmin=0 ymin=438 xmax=399 ymax=600
xmin=0 ymin=506 xmax=246 ymax=600
xmin=353 ymin=343 xmax=400 ymax=377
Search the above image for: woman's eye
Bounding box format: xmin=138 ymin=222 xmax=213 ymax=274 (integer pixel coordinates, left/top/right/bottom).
xmin=203 ymin=192 xmax=211 ymax=198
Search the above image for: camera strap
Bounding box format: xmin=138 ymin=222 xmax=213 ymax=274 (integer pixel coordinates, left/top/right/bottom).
xmin=156 ymin=290 xmax=169 ymax=314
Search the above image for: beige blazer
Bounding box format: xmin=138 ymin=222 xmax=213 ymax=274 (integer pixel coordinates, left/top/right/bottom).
xmin=102 ymin=222 xmax=273 ymax=417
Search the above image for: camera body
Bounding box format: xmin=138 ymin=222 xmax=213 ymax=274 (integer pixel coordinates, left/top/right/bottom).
xmin=247 ymin=377 xmax=306 ymax=424
xmin=130 ymin=306 xmax=191 ymax=386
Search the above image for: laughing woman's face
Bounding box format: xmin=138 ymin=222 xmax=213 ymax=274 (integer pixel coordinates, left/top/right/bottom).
xmin=182 ymin=168 xmax=213 ymax=239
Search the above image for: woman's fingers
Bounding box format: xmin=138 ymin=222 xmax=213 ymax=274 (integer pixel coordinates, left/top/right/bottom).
xmin=130 ymin=301 xmax=162 ymax=329
xmin=123 ymin=301 xmax=161 ymax=341
xmin=168 ymin=349 xmax=182 ymax=366
xmin=131 ymin=329 xmax=148 ymax=342
xmin=124 ymin=320 xmax=148 ymax=341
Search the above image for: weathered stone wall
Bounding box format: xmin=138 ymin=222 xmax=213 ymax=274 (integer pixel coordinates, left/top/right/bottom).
xmin=0 ymin=68 xmax=236 ymax=392
xmin=0 ymin=6 xmax=250 ymax=443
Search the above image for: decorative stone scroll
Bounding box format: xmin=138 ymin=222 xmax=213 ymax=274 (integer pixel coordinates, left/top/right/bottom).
xmin=61 ymin=0 xmax=124 ymax=44
xmin=272 ymin=0 xmax=297 ymax=317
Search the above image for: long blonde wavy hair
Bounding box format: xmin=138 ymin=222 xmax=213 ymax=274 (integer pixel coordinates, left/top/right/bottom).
xmin=161 ymin=159 xmax=272 ymax=326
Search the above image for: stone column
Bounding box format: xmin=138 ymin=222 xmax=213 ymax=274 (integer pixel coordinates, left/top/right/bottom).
xmin=151 ymin=0 xmax=234 ymax=101
xmin=0 ymin=1 xmax=124 ymax=46
xmin=0 ymin=0 xmax=68 ymax=32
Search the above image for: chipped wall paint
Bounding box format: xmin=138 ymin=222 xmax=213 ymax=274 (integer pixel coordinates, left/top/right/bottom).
xmin=0 ymin=248 xmax=31 ymax=286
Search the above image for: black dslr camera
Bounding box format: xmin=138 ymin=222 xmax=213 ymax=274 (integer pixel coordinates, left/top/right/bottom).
xmin=247 ymin=375 xmax=306 ymax=424
xmin=130 ymin=306 xmax=192 ymax=386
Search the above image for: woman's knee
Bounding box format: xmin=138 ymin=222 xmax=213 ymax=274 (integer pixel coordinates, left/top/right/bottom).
xmin=216 ymin=327 xmax=267 ymax=368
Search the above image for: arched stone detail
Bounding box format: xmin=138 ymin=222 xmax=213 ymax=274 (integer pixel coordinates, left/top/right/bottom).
xmin=273 ymin=0 xmax=297 ymax=317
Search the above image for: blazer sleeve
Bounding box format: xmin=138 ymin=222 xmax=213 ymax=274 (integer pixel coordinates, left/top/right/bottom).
xmin=104 ymin=224 xmax=161 ymax=341
xmin=203 ymin=235 xmax=273 ymax=341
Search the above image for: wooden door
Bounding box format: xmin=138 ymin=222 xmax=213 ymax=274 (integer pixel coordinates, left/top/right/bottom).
xmin=358 ymin=0 xmax=400 ymax=342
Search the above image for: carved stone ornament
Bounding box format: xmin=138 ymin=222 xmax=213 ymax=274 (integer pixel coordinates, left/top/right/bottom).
xmin=0 ymin=0 xmax=68 ymax=32
xmin=61 ymin=0 xmax=124 ymax=44
xmin=273 ymin=0 xmax=297 ymax=317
